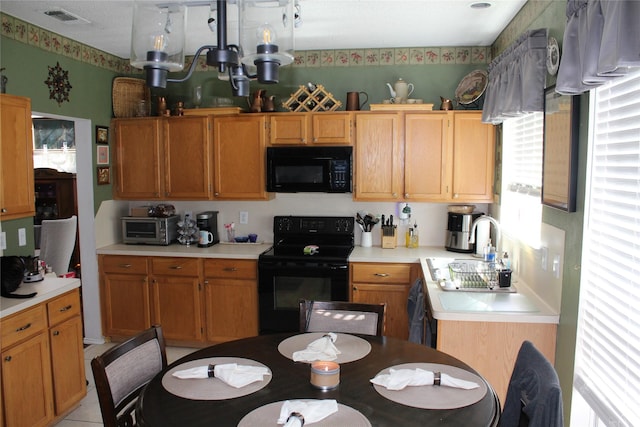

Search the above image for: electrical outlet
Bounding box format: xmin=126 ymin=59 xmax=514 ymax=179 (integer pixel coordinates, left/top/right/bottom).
xmin=240 ymin=211 xmax=249 ymax=224
xmin=18 ymin=228 xmax=26 ymax=246
xmin=540 ymin=246 xmax=548 ymax=271
xmin=0 ymin=232 xmax=6 ymax=250
xmin=184 ymin=210 xmax=193 ymax=220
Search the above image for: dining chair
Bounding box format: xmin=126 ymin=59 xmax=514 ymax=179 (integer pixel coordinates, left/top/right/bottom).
xmin=39 ymin=215 xmax=77 ymax=276
xmin=500 ymin=340 xmax=564 ymax=427
xmin=299 ymin=300 xmax=386 ymax=336
xmin=91 ymin=326 xmax=167 ymax=427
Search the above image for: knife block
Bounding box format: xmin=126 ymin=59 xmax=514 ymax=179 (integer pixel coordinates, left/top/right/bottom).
xmin=381 ymin=228 xmax=397 ymax=249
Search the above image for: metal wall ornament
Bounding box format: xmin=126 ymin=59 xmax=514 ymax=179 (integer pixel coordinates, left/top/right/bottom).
xmin=44 ymin=62 xmax=72 ymax=105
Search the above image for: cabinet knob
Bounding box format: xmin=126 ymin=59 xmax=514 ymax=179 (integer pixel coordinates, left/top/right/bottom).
xmin=59 ymin=304 xmax=72 ymax=312
xmin=352 ymin=286 xmax=358 ymax=291
xmin=53 ymin=330 xmax=60 ymax=336
xmin=392 ymin=193 xmax=398 ymax=198
xmin=453 ymin=193 xmax=459 ymax=198
xmin=374 ymin=273 xmax=390 ymax=277
xmin=1 ymin=208 xmax=6 ymax=213
xmin=169 ymin=265 xmax=183 ymax=270
xmin=405 ymin=193 xmax=409 ymax=198
xmin=4 ymin=356 xmax=11 ymax=362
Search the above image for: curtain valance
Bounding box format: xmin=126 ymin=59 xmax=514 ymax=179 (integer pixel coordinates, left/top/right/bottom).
xmin=556 ymin=0 xmax=640 ymax=95
xmin=482 ymin=29 xmax=548 ymax=125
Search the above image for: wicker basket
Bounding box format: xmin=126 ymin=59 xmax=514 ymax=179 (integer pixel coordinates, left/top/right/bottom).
xmin=112 ymin=77 xmax=150 ymax=118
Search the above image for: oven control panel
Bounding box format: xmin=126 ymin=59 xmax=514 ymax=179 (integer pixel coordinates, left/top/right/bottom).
xmin=274 ymin=216 xmax=354 ymax=235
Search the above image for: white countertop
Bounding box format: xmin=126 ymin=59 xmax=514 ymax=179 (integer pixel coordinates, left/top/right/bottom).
xmin=1 ymin=276 xmax=82 ymax=319
xmin=97 ymin=242 xmax=273 ymax=259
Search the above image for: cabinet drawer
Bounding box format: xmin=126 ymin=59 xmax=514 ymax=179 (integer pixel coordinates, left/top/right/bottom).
xmin=102 ymin=255 xmax=148 ymax=274
xmin=204 ymin=259 xmax=256 ymax=279
xmin=1 ymin=304 xmax=47 ymax=350
xmin=151 ymin=257 xmax=200 ymax=277
xmin=351 ymin=263 xmax=412 ymax=283
xmin=47 ymin=290 xmax=81 ymax=326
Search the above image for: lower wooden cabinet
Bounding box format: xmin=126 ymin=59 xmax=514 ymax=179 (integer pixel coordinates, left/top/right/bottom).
xmin=203 ymin=259 xmax=258 ymax=343
xmin=0 ymin=289 xmax=86 ymax=427
xmin=350 ymin=262 xmax=417 ymax=340
xmin=99 ymin=255 xmax=258 ymax=345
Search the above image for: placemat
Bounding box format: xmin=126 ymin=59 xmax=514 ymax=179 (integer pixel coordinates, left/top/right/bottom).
xmin=278 ymin=333 xmax=371 ymax=363
xmin=162 ymin=357 xmax=271 ymax=400
xmin=238 ymin=401 xmax=371 ymax=427
xmin=372 ymin=363 xmax=487 ymax=409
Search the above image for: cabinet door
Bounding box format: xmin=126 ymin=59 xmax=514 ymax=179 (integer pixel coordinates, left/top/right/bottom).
xmin=164 ymin=116 xmax=213 ymax=199
xmin=151 ymin=276 xmax=203 ymax=342
xmin=404 ymin=113 xmax=452 ymax=200
xmin=0 ymin=94 xmax=35 ymax=220
xmin=204 ymin=278 xmax=258 ymax=342
xmin=113 ymin=118 xmax=163 ymax=199
xmin=1 ymin=334 xmax=54 ymax=427
xmin=213 ymin=115 xmax=269 ymax=199
xmin=451 ymin=112 xmax=495 ymax=202
xmin=311 ymin=113 xmax=352 ymax=144
xmin=269 ymin=114 xmax=309 ymax=145
xmin=49 ymin=315 xmax=86 ymax=414
xmin=354 ymin=113 xmax=403 ymax=200
xmin=352 ymin=283 xmax=410 ymax=340
xmin=102 ymin=273 xmax=151 ymax=336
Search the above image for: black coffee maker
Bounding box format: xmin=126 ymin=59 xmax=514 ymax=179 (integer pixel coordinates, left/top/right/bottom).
xmin=196 ymin=211 xmax=219 ymax=247
xmin=445 ymin=212 xmax=483 ymax=253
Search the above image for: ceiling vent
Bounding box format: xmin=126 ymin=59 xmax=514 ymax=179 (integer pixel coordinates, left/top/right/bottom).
xmin=44 ymin=9 xmax=90 ymax=24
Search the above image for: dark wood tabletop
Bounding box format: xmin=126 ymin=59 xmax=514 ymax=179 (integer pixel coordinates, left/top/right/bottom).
xmin=136 ymin=333 xmax=500 ymax=427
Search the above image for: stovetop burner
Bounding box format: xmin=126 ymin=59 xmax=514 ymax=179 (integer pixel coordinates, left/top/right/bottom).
xmin=260 ymin=216 xmax=355 ymax=263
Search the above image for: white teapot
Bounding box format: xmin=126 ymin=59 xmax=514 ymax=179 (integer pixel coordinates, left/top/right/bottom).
xmin=386 ymin=78 xmax=414 ymax=103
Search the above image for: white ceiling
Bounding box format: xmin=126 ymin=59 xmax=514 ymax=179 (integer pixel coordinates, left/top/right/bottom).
xmin=0 ymin=0 xmax=526 ymax=59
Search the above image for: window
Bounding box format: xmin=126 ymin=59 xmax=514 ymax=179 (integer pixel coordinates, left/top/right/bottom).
xmin=500 ymin=112 xmax=544 ymax=247
xmin=32 ymin=118 xmax=76 ymax=173
xmin=571 ymin=69 xmax=640 ymax=427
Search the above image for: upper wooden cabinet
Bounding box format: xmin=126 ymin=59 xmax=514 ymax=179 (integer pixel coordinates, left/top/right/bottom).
xmin=354 ymin=110 xmax=494 ymax=202
xmin=268 ymin=112 xmax=352 ymax=145
xmin=113 ymin=116 xmax=212 ymax=200
xmin=213 ymin=114 xmax=271 ymax=200
xmin=0 ymin=94 xmax=35 ymax=220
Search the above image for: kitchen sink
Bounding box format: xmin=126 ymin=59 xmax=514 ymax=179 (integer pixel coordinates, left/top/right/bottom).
xmin=426 ymin=257 xmax=516 ymax=293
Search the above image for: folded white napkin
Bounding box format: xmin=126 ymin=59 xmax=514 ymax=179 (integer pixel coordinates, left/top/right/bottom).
xmin=370 ymin=368 xmax=479 ymax=391
xmin=292 ymin=333 xmax=341 ymax=362
xmin=277 ymin=399 xmax=339 ymax=426
xmin=172 ymin=363 xmax=270 ymax=388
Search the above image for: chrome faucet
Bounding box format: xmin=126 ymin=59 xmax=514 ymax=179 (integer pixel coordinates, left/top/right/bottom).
xmin=469 ymin=215 xmax=501 ymax=257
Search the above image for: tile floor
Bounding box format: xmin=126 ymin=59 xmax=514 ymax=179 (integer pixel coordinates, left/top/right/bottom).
xmin=55 ymin=344 xmax=199 ymax=426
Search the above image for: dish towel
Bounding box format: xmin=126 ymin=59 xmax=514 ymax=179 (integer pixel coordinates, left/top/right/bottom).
xmin=292 ymin=333 xmax=341 ymax=362
xmin=277 ymin=399 xmax=339 ymax=426
xmin=370 ymin=368 xmax=479 ymax=391
xmin=172 ymin=363 xmax=270 ymax=388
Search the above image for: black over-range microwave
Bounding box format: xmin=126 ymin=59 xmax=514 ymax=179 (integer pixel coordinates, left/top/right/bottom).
xmin=266 ymin=146 xmax=352 ymax=193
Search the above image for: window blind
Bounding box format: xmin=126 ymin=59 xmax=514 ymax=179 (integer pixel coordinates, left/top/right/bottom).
xmin=500 ymin=112 xmax=543 ymax=247
xmin=573 ymin=69 xmax=640 ymax=426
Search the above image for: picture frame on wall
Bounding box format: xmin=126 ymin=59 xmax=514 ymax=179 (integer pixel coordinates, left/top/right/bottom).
xmin=96 ymin=145 xmax=109 ymax=165
xmin=541 ymin=85 xmax=580 ymax=212
xmin=96 ymin=125 xmax=109 ymax=144
xmin=97 ymin=166 xmax=110 ymax=185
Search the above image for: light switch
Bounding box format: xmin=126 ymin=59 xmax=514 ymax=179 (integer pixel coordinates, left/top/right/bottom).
xmin=553 ymin=255 xmax=561 ymax=279
xmin=540 ymin=246 xmax=548 ymax=271
xmin=0 ymin=232 xmax=6 ymax=250
xmin=18 ymin=228 xmax=26 ymax=246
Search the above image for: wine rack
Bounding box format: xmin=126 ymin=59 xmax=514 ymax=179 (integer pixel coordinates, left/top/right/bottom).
xmin=282 ymin=85 xmax=342 ymax=112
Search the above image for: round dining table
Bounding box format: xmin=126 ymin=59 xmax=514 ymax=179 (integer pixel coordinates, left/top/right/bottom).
xmin=136 ymin=333 xmax=500 ymax=426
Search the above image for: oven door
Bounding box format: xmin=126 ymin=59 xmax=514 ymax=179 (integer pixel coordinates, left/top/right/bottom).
xmin=258 ymin=259 xmax=349 ymax=334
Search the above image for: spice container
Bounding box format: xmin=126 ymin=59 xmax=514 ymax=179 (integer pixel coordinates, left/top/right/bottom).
xmin=310 ymin=361 xmax=340 ymax=390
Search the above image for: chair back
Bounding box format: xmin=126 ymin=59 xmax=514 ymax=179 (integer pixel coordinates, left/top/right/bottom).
xmin=39 ymin=215 xmax=77 ymax=275
xmin=299 ymin=300 xmax=386 ymax=336
xmin=500 ymin=340 xmax=564 ymax=427
xmin=91 ymin=326 xmax=167 ymax=427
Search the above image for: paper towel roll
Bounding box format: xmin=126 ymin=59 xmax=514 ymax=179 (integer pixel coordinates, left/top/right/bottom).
xmin=474 ymin=221 xmax=490 ymax=257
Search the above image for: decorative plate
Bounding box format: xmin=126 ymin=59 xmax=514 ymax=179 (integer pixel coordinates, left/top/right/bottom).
xmin=455 ymin=70 xmax=488 ymax=105
xmin=547 ymin=36 xmax=560 ymax=75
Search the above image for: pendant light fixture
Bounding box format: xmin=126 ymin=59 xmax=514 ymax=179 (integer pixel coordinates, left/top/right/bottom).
xmin=129 ymin=0 xmax=295 ymax=97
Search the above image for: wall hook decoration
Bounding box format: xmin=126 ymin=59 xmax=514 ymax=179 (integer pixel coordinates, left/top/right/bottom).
xmin=44 ymin=62 xmax=72 ymax=105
